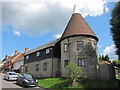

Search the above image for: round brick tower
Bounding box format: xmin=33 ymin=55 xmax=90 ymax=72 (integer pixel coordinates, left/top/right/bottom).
xmin=60 ymin=5 xmax=99 ymax=79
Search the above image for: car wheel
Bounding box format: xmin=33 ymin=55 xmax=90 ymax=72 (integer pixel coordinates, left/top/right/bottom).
xmin=22 ymin=81 xmax=27 ymax=87
xmin=8 ymin=77 xmax=10 ymax=80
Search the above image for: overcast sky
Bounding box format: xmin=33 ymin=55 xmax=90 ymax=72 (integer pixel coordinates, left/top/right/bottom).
xmin=1 ymin=0 xmax=119 ymax=61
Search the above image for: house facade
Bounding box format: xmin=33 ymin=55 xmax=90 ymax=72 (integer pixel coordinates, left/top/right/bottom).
xmin=12 ymin=55 xmax=24 ymax=73
xmin=23 ymin=5 xmax=99 ymax=79
xmin=2 ymin=51 xmax=23 ymax=71
xmin=2 ymin=48 xmax=29 ymax=72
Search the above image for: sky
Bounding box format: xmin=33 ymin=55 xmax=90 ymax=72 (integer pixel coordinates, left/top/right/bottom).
xmin=1 ymin=0 xmax=120 ymax=61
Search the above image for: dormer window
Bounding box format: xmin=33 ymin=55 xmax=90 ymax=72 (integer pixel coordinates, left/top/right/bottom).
xmin=26 ymin=55 xmax=29 ymax=59
xmin=77 ymin=41 xmax=83 ymax=50
xmin=37 ymin=52 xmax=40 ymax=57
xmin=46 ymin=48 xmax=50 ymax=54
xmin=64 ymin=44 xmax=68 ymax=52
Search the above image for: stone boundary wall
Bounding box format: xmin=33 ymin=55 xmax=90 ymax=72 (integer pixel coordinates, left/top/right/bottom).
xmin=99 ymin=64 xmax=115 ymax=80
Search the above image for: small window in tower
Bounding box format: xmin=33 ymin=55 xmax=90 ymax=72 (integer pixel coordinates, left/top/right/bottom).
xmin=77 ymin=41 xmax=83 ymax=50
xmin=43 ymin=63 xmax=47 ymax=71
xmin=93 ymin=42 xmax=97 ymax=49
xmin=46 ymin=48 xmax=50 ymax=54
xmin=37 ymin=52 xmax=40 ymax=57
xmin=64 ymin=44 xmax=68 ymax=52
xmin=78 ymin=58 xmax=85 ymax=66
xmin=64 ymin=60 xmax=68 ymax=67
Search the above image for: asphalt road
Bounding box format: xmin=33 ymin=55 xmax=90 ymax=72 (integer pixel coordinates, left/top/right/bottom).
xmin=0 ymin=73 xmax=47 ymax=90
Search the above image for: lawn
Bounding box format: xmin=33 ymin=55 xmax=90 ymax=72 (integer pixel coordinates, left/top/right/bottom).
xmin=37 ymin=78 xmax=119 ymax=89
xmin=37 ymin=78 xmax=69 ymax=88
xmin=116 ymin=75 xmax=120 ymax=80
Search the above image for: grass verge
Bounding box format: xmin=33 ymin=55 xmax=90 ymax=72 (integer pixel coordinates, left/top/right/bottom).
xmin=116 ymin=75 xmax=120 ymax=80
xmin=37 ymin=78 xmax=119 ymax=89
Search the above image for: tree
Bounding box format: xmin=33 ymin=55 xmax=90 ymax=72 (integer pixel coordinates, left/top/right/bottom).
xmin=102 ymin=55 xmax=105 ymax=60
xmin=104 ymin=55 xmax=110 ymax=62
xmin=99 ymin=55 xmax=110 ymax=62
xmin=112 ymin=59 xmax=120 ymax=75
xmin=110 ymin=1 xmax=120 ymax=60
xmin=65 ymin=63 xmax=83 ymax=86
xmin=99 ymin=55 xmax=102 ymax=61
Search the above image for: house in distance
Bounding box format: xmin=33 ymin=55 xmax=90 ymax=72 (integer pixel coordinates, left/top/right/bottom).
xmin=23 ymin=5 xmax=115 ymax=80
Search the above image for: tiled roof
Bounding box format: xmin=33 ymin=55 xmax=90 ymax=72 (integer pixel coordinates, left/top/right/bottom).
xmin=61 ymin=13 xmax=98 ymax=40
xmin=14 ymin=54 xmax=24 ymax=63
xmin=5 ymin=55 xmax=16 ymax=62
xmin=99 ymin=61 xmax=111 ymax=64
xmin=24 ymin=39 xmax=60 ymax=55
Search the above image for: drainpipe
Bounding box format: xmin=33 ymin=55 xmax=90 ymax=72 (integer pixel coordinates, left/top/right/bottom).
xmin=68 ymin=38 xmax=71 ymax=76
xmin=51 ymin=47 xmax=54 ymax=77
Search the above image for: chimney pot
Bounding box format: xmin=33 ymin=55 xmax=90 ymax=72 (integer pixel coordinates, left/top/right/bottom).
xmin=15 ymin=50 xmax=18 ymax=55
xmin=25 ymin=48 xmax=29 ymax=53
xmin=6 ymin=55 xmax=8 ymax=59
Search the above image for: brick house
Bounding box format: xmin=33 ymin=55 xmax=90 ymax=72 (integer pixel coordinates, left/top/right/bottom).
xmin=2 ymin=48 xmax=29 ymax=72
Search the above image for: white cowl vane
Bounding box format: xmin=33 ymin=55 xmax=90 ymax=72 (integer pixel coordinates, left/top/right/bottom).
xmin=73 ymin=5 xmax=80 ymax=14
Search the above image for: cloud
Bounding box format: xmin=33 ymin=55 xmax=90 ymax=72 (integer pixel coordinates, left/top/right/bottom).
xmin=14 ymin=31 xmax=21 ymax=36
xmin=98 ymin=45 xmax=101 ymax=48
xmin=53 ymin=33 xmax=62 ymax=39
xmin=104 ymin=0 xmax=120 ymax=2
xmin=103 ymin=45 xmax=118 ymax=60
xmin=2 ymin=0 xmax=109 ymax=36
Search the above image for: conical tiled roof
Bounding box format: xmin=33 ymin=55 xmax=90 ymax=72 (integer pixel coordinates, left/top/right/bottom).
xmin=61 ymin=5 xmax=98 ymax=41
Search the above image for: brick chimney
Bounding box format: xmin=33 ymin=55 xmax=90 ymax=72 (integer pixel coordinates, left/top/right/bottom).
xmin=25 ymin=48 xmax=29 ymax=53
xmin=15 ymin=50 xmax=18 ymax=55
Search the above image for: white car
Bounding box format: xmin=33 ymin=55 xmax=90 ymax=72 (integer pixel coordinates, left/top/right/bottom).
xmin=4 ymin=72 xmax=18 ymax=80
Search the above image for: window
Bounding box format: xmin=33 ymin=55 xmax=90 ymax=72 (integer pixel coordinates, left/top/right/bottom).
xmin=25 ymin=66 xmax=28 ymax=72
xmin=77 ymin=41 xmax=83 ymax=50
xmin=37 ymin=52 xmax=40 ymax=57
xmin=36 ymin=64 xmax=39 ymax=71
xmin=43 ymin=63 xmax=47 ymax=71
xmin=93 ymin=42 xmax=96 ymax=49
xmin=64 ymin=44 xmax=68 ymax=52
xmin=46 ymin=48 xmax=50 ymax=54
xmin=26 ymin=55 xmax=29 ymax=59
xmin=78 ymin=58 xmax=85 ymax=66
xmin=19 ymin=74 xmax=24 ymax=78
xmin=64 ymin=60 xmax=68 ymax=67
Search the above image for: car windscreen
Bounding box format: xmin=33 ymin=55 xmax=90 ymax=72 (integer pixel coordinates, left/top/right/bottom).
xmin=9 ymin=73 xmax=16 ymax=75
xmin=23 ymin=74 xmax=33 ymax=79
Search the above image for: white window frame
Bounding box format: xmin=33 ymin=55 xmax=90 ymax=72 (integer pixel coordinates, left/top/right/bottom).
xmin=78 ymin=58 xmax=85 ymax=66
xmin=46 ymin=48 xmax=50 ymax=54
xmin=26 ymin=55 xmax=29 ymax=59
xmin=64 ymin=44 xmax=68 ymax=52
xmin=37 ymin=52 xmax=40 ymax=57
xmin=77 ymin=41 xmax=83 ymax=50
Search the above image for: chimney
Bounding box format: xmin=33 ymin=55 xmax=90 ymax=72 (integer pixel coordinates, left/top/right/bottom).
xmin=25 ymin=48 xmax=29 ymax=53
xmin=6 ymin=55 xmax=8 ymax=59
xmin=15 ymin=50 xmax=18 ymax=55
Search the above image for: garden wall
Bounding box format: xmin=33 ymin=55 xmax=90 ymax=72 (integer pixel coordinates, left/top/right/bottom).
xmin=99 ymin=64 xmax=115 ymax=80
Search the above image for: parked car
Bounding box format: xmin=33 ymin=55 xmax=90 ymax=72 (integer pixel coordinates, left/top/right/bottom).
xmin=4 ymin=72 xmax=18 ymax=80
xmin=16 ymin=73 xmax=38 ymax=87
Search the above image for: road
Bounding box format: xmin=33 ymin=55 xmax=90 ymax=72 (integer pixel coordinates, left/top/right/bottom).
xmin=0 ymin=73 xmax=47 ymax=89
